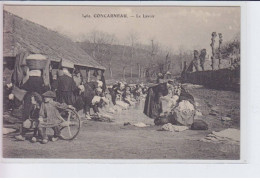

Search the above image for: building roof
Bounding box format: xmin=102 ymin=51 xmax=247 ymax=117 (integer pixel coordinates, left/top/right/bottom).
xmin=3 ymin=10 xmax=105 ymax=70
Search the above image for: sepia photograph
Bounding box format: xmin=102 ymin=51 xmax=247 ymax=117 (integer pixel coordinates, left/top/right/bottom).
xmin=2 ymin=4 xmax=241 ymax=160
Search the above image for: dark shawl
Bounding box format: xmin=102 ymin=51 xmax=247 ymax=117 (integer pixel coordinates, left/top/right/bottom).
xmin=74 ymin=82 xmax=96 ymax=111
xmin=21 ymin=76 xmax=49 ymax=95
xmin=101 ymin=72 xmax=107 ymax=93
xmin=143 ymin=83 xmax=168 ymax=118
xmin=83 ymin=82 xmax=96 ymax=104
xmin=178 ymin=87 xmax=195 ymax=106
xmin=22 ymin=92 xmax=42 ymax=121
xmin=57 ymin=74 xmax=77 ymax=105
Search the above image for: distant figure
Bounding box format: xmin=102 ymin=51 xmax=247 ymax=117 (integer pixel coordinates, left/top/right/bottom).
xmin=165 ymin=71 xmax=172 ymax=79
xmin=156 ymin=73 xmax=164 ymax=83
xmin=51 ymin=73 xmax=58 ymax=92
xmin=193 ymin=50 xmax=200 ymax=71
xmin=82 ymin=82 xmax=96 ymax=119
xmin=73 ymin=69 xmax=82 ymax=87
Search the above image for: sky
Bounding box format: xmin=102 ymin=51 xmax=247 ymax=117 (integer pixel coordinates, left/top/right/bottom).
xmin=4 ymin=5 xmax=240 ymax=53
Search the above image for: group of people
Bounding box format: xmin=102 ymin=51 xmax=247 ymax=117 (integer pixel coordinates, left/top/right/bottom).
xmin=142 ymin=72 xmax=197 ymax=127
xmin=81 ymin=81 xmax=149 ymax=121
xmin=4 ymin=52 xmax=197 ymax=144
xmin=6 ymin=66 xmax=82 ymax=143
xmin=4 ymin=54 xmax=153 ymax=144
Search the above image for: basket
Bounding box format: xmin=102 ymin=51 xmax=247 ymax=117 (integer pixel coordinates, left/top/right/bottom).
xmin=26 ymin=59 xmax=48 ymax=70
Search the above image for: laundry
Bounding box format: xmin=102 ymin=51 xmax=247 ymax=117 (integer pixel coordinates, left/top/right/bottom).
xmin=161 ymin=123 xmax=189 ymax=132
xmin=201 ymin=128 xmax=240 ymax=144
xmin=221 ymin=116 xmax=232 ymax=122
xmin=3 ymin=128 xmax=16 ymax=135
xmin=133 ymin=122 xmax=149 ymax=128
xmin=172 ymin=100 xmax=195 ymax=126
xmin=195 ymin=110 xmax=203 ymax=116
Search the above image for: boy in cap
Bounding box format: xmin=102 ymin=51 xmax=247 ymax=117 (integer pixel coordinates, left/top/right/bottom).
xmin=38 ymin=90 xmax=74 ymax=144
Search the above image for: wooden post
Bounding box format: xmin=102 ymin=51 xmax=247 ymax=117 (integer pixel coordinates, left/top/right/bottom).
xmin=183 ymin=61 xmax=187 ymax=72
xmin=86 ymin=69 xmax=90 ymax=82
xmin=210 ymin=32 xmax=218 ymax=70
xmin=218 ymin=33 xmax=223 ymax=69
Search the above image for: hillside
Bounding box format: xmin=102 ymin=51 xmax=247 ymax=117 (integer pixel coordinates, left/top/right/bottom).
xmin=78 ymin=41 xmax=184 ymax=81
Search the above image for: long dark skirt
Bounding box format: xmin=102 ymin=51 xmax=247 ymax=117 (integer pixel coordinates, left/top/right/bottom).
xmin=58 ymin=91 xmax=75 ymax=105
xmin=23 ymin=92 xmax=42 ymax=121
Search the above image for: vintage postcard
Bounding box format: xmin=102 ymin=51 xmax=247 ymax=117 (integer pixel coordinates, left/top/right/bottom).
xmin=2 ymin=3 xmax=242 ymax=161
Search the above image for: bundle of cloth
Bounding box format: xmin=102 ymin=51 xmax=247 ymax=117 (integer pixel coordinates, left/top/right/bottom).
xmin=154 ymin=83 xmax=196 ymax=127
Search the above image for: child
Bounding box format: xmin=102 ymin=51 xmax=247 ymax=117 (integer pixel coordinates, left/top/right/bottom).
xmin=38 ymin=91 xmax=74 ymax=144
xmin=14 ymin=92 xmax=42 ymax=141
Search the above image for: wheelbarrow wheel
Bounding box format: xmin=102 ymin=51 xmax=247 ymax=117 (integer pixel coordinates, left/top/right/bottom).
xmin=59 ymin=108 xmax=81 ymax=140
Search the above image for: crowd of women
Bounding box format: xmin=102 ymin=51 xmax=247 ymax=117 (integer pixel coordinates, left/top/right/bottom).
xmin=3 ymin=54 xmax=153 ymax=143
xmin=4 ymin=53 xmax=199 ymax=144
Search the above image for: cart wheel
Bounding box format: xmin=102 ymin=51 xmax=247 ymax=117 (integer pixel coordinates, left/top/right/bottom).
xmin=59 ymin=108 xmax=81 ymax=140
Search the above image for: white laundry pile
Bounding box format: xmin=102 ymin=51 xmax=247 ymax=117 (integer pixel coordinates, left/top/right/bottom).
xmin=161 ymin=123 xmax=189 ymax=132
xmin=195 ymin=110 xmax=203 ymax=116
xmin=201 ymin=128 xmax=240 ymax=144
xmin=182 ymin=83 xmax=203 ymax=89
xmin=123 ymin=122 xmax=150 ymax=127
xmin=92 ymin=96 xmax=101 ymax=105
xmin=221 ymin=116 xmax=232 ymax=121
xmin=173 ymin=100 xmax=195 ymax=126
xmin=3 ymin=128 xmax=16 ymax=135
xmin=166 ymin=95 xmax=179 ymax=112
xmin=133 ymin=122 xmax=149 ymax=128
xmin=116 ymin=101 xmax=129 ymax=110
xmin=194 ymin=110 xmax=203 ymax=119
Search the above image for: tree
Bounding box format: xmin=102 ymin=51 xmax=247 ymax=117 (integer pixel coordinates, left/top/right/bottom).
xmin=127 ymin=32 xmax=139 ymax=79
xmin=121 ymin=43 xmax=127 ymax=80
xmin=199 ymin=49 xmax=207 ymax=71
xmin=218 ymin=33 xmax=223 ymax=69
xmin=137 ymin=63 xmax=141 ymax=78
xmin=88 ymin=30 xmax=117 ymax=78
xmin=145 ymin=39 xmax=160 ymax=79
xmin=88 ymin=30 xmax=116 ymax=62
xmin=210 ymin=32 xmax=218 ymax=70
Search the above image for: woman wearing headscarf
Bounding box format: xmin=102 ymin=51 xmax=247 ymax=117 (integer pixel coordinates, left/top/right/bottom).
xmin=57 ymin=62 xmax=77 ymax=105
xmin=143 ymin=80 xmax=168 ymax=119
xmin=15 ymin=54 xmax=49 ymax=141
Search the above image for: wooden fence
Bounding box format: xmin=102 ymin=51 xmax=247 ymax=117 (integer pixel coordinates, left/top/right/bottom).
xmin=181 ymin=68 xmax=240 ymax=92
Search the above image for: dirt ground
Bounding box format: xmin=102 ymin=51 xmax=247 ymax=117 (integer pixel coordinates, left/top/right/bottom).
xmin=2 ymin=84 xmax=240 ymax=159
